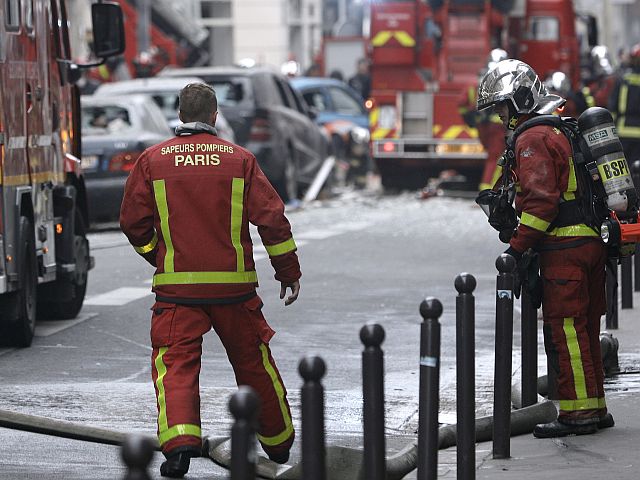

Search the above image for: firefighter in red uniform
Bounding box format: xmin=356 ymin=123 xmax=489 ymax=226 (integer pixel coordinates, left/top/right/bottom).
xmin=120 ymin=83 xmax=300 ymax=477
xmin=477 ymin=60 xmax=614 ymax=437
xmin=459 ymin=49 xmax=507 ymax=191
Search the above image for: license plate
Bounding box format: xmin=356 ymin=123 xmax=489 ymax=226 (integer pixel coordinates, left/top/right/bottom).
xmin=81 ymin=155 xmax=99 ymax=170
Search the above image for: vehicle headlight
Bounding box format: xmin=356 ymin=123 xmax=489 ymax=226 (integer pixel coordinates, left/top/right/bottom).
xmin=350 ymin=126 xmax=370 ymax=145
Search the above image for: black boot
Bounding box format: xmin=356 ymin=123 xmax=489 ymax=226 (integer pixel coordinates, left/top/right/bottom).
xmin=533 ymin=419 xmax=598 ymax=439
xmin=598 ymin=412 xmax=615 ymax=429
xmin=266 ymin=449 xmax=290 ymax=465
xmin=160 ymin=449 xmax=198 ymax=478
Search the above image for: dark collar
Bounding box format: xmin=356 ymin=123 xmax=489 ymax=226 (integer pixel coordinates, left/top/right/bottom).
xmin=175 ymin=122 xmax=218 ymax=137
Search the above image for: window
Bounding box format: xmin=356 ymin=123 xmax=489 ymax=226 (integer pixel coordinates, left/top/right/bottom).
xmin=274 ymin=78 xmax=294 ymax=109
xmin=81 ymin=105 xmax=132 ymax=133
xmin=526 ymin=17 xmax=559 ymax=42
xmin=25 ymin=0 xmax=33 ymax=32
xmin=5 ymin=0 xmax=20 ymax=30
xmin=329 ymin=87 xmax=365 ymax=115
xmin=207 ymin=77 xmax=251 ymax=107
xmin=200 ymin=0 xmax=231 ymax=19
xmin=303 ymin=91 xmax=327 ymax=112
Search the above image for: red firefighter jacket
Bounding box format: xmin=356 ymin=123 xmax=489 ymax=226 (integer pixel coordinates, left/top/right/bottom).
xmin=120 ymin=127 xmax=301 ymax=302
xmin=509 ymin=121 xmax=599 ymax=253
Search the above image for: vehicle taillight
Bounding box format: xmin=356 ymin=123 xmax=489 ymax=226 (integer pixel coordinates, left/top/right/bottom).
xmin=249 ymin=117 xmax=271 ymax=142
xmin=109 ymin=151 xmax=142 ymax=172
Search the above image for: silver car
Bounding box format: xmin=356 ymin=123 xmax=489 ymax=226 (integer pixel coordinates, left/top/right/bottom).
xmin=94 ymin=77 xmax=235 ymax=143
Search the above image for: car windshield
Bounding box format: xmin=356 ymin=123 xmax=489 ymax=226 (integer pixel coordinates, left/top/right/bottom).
xmin=82 ymin=105 xmax=132 ymax=134
xmin=146 ymin=92 xmax=179 ymax=122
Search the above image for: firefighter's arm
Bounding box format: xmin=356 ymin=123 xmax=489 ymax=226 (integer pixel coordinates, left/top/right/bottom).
xmin=245 ymin=153 xmax=302 ymax=288
xmin=509 ymin=132 xmax=561 ymax=253
xmin=119 ymin=152 xmax=158 ymax=267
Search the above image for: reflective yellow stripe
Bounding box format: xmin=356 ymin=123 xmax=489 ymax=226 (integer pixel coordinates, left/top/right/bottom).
xmin=372 ymin=128 xmax=392 ymax=140
xmin=371 ymin=31 xmax=393 ymax=47
xmin=158 ymin=424 xmax=202 ymax=446
xmin=478 ymin=183 xmax=493 ymax=191
xmin=619 ymin=83 xmax=627 ymax=115
xmin=598 ymin=397 xmax=606 ymax=409
xmin=546 ymin=224 xmax=599 ymax=237
xmin=231 ymin=178 xmax=245 ymax=272
xmin=521 ymin=212 xmax=550 ymax=232
xmin=563 ymin=317 xmax=588 ymax=403
xmin=155 ymin=347 xmax=169 ymax=433
xmin=371 ymin=30 xmax=415 ymax=47
xmin=393 ymin=31 xmax=415 ymax=47
xmin=134 ymin=232 xmax=158 ymax=254
xmin=369 ymin=107 xmax=379 ymax=128
xmin=559 ymin=398 xmax=600 ymax=411
xmin=153 ymin=180 xmax=175 ymax=273
xmin=563 ymin=156 xmax=577 ymax=201
xmin=153 ymin=270 xmax=258 ymax=286
xmin=265 ymin=238 xmax=297 ymax=257
xmin=256 ymin=343 xmax=294 ymax=447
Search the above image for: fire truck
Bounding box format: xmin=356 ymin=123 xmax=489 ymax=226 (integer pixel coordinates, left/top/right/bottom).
xmin=0 ymin=1 xmax=124 ymax=347
xmin=368 ymin=0 xmax=597 ymax=190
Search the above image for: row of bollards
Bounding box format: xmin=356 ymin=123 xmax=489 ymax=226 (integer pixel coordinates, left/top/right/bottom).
xmin=119 ymin=253 xmax=544 ymax=480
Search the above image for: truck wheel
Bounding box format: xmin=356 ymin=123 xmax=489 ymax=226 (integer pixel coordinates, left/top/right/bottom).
xmin=38 ymin=213 xmax=89 ymax=320
xmin=0 ymin=217 xmax=38 ymax=347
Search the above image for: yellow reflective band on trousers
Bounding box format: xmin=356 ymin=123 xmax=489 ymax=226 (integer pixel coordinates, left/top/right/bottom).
xmin=559 ymin=317 xmax=596 ymax=412
xmin=152 ymin=177 xmax=258 ymax=286
xmin=154 ymin=347 xmax=203 ymax=446
xmin=134 ymin=231 xmax=158 ymax=254
xmin=547 ymin=224 xmax=598 ymax=237
xmin=265 ymin=238 xmax=297 ymax=257
xmin=256 ymin=343 xmax=294 ymax=447
xmin=153 ymin=180 xmax=175 ymax=273
xmin=521 ymin=212 xmax=550 ymax=232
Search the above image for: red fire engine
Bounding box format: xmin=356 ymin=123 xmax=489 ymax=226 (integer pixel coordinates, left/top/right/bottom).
xmin=367 ymin=0 xmax=597 ymax=190
xmin=0 ymin=1 xmax=124 ymax=347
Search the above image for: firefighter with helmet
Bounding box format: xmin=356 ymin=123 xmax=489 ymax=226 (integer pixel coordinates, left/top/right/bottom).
xmin=120 ymin=83 xmax=300 ymax=477
xmin=609 ymin=43 xmax=640 ymax=161
xmin=458 ymin=48 xmax=507 ymax=191
xmin=477 ymin=59 xmax=614 ymax=437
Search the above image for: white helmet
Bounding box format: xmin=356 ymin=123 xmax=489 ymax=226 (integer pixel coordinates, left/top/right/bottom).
xmin=477 ymin=59 xmax=565 ymax=115
xmin=544 ymin=71 xmax=571 ymax=97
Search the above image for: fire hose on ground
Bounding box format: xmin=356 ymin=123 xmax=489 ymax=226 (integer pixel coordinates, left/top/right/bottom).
xmin=0 ymin=380 xmax=556 ymax=479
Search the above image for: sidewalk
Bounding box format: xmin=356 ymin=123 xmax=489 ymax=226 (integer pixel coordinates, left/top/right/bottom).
xmin=437 ymin=287 xmax=640 ymax=480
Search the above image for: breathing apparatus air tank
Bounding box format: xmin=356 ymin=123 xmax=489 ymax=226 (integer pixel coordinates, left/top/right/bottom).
xmin=578 ymin=107 xmax=638 ymax=215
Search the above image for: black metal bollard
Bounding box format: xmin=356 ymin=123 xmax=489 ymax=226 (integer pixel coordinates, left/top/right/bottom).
xmin=621 ymin=256 xmax=633 ymax=309
xmin=520 ymin=288 xmax=538 ymax=408
xmin=299 ymin=356 xmax=327 ymax=480
xmin=121 ymin=435 xmax=155 ymax=480
xmin=493 ymin=255 xmax=515 ymax=459
xmin=455 ymin=273 xmax=476 ymax=480
xmin=360 ymin=323 xmax=387 ymax=480
xmin=606 ymin=262 xmax=619 ymax=329
xmin=418 ymin=297 xmax=443 ymax=480
xmin=229 ymin=386 xmax=260 ymax=480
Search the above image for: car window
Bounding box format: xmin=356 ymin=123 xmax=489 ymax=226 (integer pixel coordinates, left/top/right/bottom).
xmin=287 ymin=83 xmax=309 ymax=114
xmin=82 ymin=105 xmax=132 ymax=134
xmin=143 ymin=102 xmax=172 ymax=135
xmin=273 ymin=77 xmax=295 ymax=109
xmin=207 ymin=77 xmax=252 ymax=107
xmin=329 ymin=86 xmax=366 ymax=115
xmin=148 ymin=92 xmax=179 ymax=122
xmin=302 ymin=90 xmax=328 ymax=112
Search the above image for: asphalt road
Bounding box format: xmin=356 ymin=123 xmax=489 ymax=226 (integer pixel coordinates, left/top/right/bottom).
xmin=0 ymin=191 xmax=510 ymax=479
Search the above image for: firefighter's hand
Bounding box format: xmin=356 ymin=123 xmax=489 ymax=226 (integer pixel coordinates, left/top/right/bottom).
xmin=280 ymin=280 xmax=300 ymax=306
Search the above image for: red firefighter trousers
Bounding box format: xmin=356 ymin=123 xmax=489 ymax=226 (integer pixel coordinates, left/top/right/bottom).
xmin=539 ymin=239 xmax=608 ymax=424
xmin=150 ymin=295 xmax=294 ymax=456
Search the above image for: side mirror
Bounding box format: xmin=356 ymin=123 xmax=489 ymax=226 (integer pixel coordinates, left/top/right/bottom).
xmin=91 ymin=2 xmax=125 ymax=58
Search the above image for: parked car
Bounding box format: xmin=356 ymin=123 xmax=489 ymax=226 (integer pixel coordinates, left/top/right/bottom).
xmin=290 ymin=76 xmax=371 ymax=188
xmin=159 ymin=66 xmax=330 ymax=201
xmin=81 ymin=94 xmax=174 ymax=223
xmin=93 ymin=77 xmax=235 ymax=143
